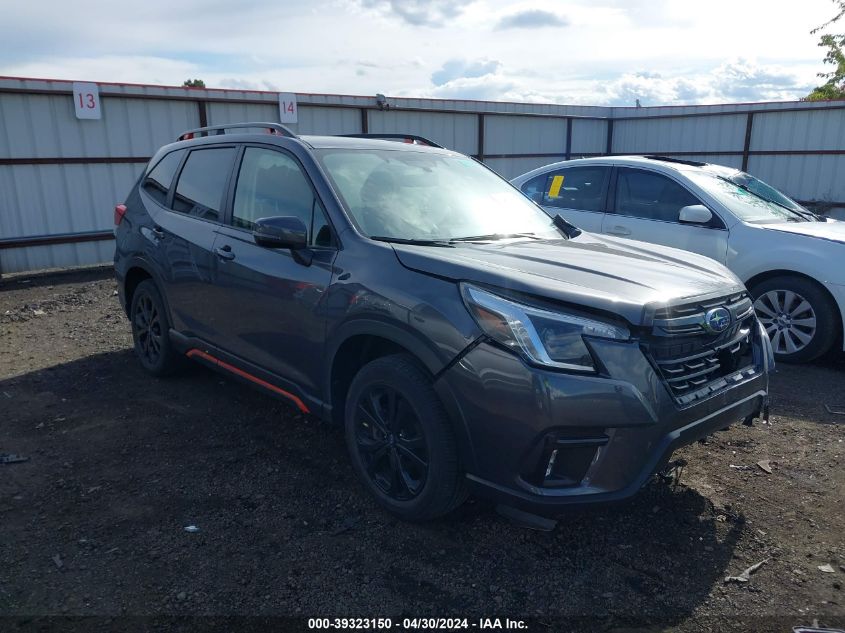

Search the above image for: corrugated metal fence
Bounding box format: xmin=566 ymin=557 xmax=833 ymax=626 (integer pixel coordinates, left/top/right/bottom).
xmin=1 ymin=76 xmax=844 ymax=274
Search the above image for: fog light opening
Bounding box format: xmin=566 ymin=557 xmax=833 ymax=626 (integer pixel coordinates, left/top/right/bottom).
xmin=542 ymin=437 xmax=608 ymax=488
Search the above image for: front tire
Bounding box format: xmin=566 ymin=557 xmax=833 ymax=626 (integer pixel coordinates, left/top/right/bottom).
xmin=344 ymin=354 xmax=467 ymax=521
xmin=129 ymin=279 xmax=182 ymax=376
xmin=750 ymin=275 xmax=839 ymax=363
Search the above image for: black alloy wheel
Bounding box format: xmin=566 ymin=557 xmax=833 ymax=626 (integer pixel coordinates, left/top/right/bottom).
xmin=129 ymin=279 xmax=182 ymax=376
xmin=134 ymin=292 xmax=163 ymax=367
xmin=344 ymin=354 xmax=467 ymax=521
xmin=354 ymin=385 xmax=429 ymax=501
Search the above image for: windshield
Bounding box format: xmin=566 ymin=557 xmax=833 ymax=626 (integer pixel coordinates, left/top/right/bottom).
xmin=316 ymin=149 xmax=561 ymax=241
xmin=687 ymin=172 xmax=808 ymax=224
xmin=725 ymin=171 xmax=807 ymax=213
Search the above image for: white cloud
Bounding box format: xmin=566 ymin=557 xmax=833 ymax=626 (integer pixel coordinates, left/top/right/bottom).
xmin=596 ymin=59 xmax=815 ymax=106
xmin=431 ymin=59 xmax=501 ymax=86
xmin=355 ymin=0 xmax=475 ymax=26
xmin=422 ymin=57 xmax=815 ymax=106
xmin=597 ymin=0 xmax=694 ymax=27
xmin=428 ymin=76 xmax=520 ymax=101
xmin=219 ymin=78 xmax=281 ymax=91
xmin=0 ymin=0 xmax=833 ymax=106
xmin=1 ymin=56 xmax=199 ymax=86
xmin=495 ymin=9 xmax=569 ymax=29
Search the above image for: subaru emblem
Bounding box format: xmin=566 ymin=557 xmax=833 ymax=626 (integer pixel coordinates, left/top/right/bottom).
xmin=704 ymin=307 xmax=731 ymax=333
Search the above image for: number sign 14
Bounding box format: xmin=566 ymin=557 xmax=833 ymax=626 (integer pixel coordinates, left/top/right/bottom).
xmin=278 ymin=92 xmax=298 ymax=124
xmin=72 ymin=82 xmax=102 ymax=120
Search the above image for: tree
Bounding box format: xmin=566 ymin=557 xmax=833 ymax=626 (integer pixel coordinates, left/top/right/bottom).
xmin=807 ymin=1 xmax=845 ymax=100
xmin=182 ymin=79 xmax=206 ymax=88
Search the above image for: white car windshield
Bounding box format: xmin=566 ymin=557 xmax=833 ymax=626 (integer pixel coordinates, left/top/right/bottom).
xmin=725 ymin=171 xmax=808 ymax=214
xmin=316 ymin=149 xmax=562 ymax=242
xmin=687 ymin=172 xmax=811 ymax=224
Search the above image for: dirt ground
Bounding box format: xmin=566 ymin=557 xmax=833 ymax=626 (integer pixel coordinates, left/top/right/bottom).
xmin=1 ymin=268 xmax=843 ymax=632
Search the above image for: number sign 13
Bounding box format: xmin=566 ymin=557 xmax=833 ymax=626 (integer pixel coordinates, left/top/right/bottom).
xmin=278 ymin=92 xmax=298 ymax=124
xmin=73 ymin=82 xmax=102 ymax=120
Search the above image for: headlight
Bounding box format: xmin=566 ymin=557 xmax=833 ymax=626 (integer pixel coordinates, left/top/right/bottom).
xmin=461 ymin=284 xmax=630 ymax=372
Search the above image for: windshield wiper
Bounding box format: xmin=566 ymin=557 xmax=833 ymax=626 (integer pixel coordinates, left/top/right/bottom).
xmin=448 ymin=232 xmax=543 ymax=243
xmin=723 ymin=177 xmax=819 ymax=222
xmin=787 ymin=206 xmax=824 ymax=222
xmin=370 ymin=236 xmax=454 ymax=247
xmin=553 ymin=214 xmax=582 ymax=238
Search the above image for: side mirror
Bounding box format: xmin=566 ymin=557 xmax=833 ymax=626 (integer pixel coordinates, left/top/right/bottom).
xmin=253 ymin=216 xmax=308 ymax=250
xmin=678 ymin=204 xmax=713 ymax=225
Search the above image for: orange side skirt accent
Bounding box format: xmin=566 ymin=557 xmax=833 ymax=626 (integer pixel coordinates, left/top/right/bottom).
xmin=186 ymin=348 xmax=310 ymax=414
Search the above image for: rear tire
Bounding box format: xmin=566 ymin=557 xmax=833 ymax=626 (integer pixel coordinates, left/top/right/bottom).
xmin=344 ymin=354 xmax=467 ymax=521
xmin=129 ymin=279 xmax=182 ymax=376
xmin=750 ymin=275 xmax=839 ymax=363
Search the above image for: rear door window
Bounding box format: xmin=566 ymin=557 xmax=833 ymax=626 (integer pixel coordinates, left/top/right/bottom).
xmin=614 ymin=168 xmax=701 ymax=223
xmin=142 ymin=150 xmax=185 ymax=206
xmin=172 ymin=147 xmax=236 ymax=222
xmin=522 ymin=166 xmax=610 ymax=211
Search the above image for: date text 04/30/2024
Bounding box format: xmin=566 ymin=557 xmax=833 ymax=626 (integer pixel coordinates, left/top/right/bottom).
xmin=307 ymin=618 xmax=528 ymax=630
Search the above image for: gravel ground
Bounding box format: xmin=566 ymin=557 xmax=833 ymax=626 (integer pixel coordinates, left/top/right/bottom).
xmin=1 ymin=268 xmax=843 ymax=632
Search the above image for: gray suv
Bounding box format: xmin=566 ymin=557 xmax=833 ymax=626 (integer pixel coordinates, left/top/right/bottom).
xmin=113 ymin=123 xmax=774 ymax=521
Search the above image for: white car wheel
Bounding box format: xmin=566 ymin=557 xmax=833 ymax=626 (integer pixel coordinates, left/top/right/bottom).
xmin=751 ymin=275 xmax=839 ymax=363
xmin=754 ymin=290 xmax=817 ymax=356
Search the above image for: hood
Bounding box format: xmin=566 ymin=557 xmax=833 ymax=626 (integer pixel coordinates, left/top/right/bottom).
xmin=762 ymin=219 xmax=845 ymax=244
xmin=391 ymin=233 xmax=744 ymax=326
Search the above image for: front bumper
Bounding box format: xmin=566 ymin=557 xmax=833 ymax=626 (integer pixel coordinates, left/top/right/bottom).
xmin=435 ymin=324 xmax=772 ymax=514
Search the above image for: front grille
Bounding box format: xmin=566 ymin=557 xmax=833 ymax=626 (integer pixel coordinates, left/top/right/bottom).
xmin=645 ymin=292 xmax=758 ymax=405
xmin=652 ymin=292 xmax=754 ymax=337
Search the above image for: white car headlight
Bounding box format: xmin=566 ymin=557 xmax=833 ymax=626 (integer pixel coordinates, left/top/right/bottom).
xmin=461 ymin=284 xmax=630 ymax=372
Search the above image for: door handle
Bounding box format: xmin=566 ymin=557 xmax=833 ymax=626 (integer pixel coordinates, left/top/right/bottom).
xmin=215 ymin=245 xmax=235 ymax=261
xmin=606 ymin=225 xmax=631 ymax=236
xmin=152 ymin=226 xmax=165 ymax=239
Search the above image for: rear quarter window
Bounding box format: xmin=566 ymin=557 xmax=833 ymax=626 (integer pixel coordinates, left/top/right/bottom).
xmin=141 ymin=150 xmax=185 ymax=206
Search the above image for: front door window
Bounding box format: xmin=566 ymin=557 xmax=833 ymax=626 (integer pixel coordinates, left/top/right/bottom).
xmin=614 ymin=168 xmax=702 ymax=223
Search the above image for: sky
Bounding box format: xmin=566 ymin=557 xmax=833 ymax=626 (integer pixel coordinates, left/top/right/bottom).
xmin=0 ymin=0 xmax=839 ymax=106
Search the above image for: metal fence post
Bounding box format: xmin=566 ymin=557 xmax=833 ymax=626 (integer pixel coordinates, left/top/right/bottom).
xmin=742 ymin=112 xmax=754 ymax=172
xmin=197 ymin=100 xmax=208 ymax=127
xmin=477 ymin=113 xmax=485 ymax=162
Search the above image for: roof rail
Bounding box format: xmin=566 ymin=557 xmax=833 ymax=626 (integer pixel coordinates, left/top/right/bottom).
xmin=338 ymin=133 xmax=444 ymax=148
xmin=177 ymin=122 xmax=297 ymax=142
xmin=643 ymin=155 xmax=707 ymax=167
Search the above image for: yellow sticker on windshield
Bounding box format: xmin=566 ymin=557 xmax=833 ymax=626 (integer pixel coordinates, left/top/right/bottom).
xmin=548 ymin=175 xmax=564 ymax=198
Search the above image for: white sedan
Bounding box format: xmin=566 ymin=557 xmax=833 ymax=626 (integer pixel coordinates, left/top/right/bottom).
xmin=512 ymin=156 xmax=845 ymax=362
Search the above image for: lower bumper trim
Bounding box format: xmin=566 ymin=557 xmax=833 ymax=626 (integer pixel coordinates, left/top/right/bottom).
xmin=466 ymin=389 xmax=767 ymax=516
